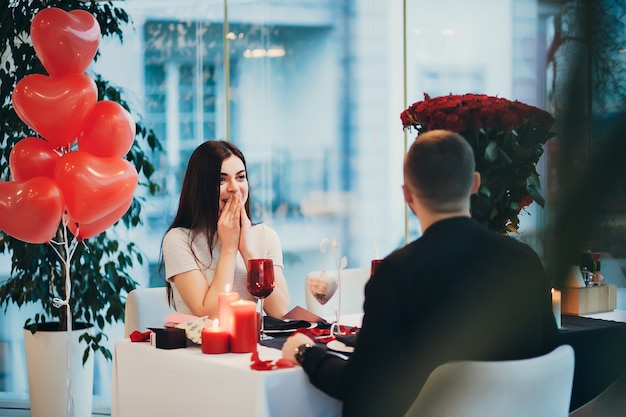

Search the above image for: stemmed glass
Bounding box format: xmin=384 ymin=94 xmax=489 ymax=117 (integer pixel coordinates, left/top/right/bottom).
xmin=307 ymin=239 xmax=347 ymax=336
xmin=247 ymin=258 xmax=275 ymax=340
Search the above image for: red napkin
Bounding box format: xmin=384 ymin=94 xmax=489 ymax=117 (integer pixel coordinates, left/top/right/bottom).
xmin=130 ymin=330 xmax=151 ymax=342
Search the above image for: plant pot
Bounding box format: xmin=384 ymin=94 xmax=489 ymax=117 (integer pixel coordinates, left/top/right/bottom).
xmin=23 ymin=322 xmax=94 ymax=417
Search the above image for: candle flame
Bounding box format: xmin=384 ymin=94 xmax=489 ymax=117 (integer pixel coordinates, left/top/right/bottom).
xmin=225 ymin=284 xmax=231 ymax=292
xmin=213 ymin=319 xmax=220 ymax=330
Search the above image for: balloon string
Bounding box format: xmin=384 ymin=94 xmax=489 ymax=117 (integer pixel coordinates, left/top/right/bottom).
xmin=49 ymin=221 xmax=76 ymax=417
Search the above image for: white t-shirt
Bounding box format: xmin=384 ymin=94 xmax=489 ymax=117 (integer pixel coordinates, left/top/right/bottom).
xmin=162 ymin=224 xmax=284 ymax=314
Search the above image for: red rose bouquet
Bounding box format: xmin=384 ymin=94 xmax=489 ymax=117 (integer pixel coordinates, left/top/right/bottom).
xmin=401 ymin=93 xmax=556 ymax=234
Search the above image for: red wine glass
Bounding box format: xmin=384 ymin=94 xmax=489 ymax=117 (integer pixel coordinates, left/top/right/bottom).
xmin=370 ymin=259 xmax=383 ymax=277
xmin=247 ymin=259 xmax=275 ymax=340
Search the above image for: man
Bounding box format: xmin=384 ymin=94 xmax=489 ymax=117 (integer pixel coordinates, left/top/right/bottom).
xmin=282 ymin=129 xmax=558 ymax=417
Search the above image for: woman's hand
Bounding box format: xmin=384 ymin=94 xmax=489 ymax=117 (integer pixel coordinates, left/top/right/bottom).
xmin=217 ymin=195 xmax=241 ymax=251
xmin=238 ymin=200 xmax=252 ymax=257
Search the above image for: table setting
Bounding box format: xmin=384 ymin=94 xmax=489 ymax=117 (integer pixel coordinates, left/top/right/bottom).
xmin=128 ymin=304 xmax=360 ymax=360
xmin=112 ymin=240 xmax=369 ymax=417
xmin=250 ymin=239 xmax=363 ymax=360
xmin=124 ymin=246 xmax=363 ymax=370
xmin=113 ymin=312 xmax=360 ymax=417
xmin=131 ymin=239 xmax=364 ymax=360
xmin=259 ymin=313 xmax=359 ymax=353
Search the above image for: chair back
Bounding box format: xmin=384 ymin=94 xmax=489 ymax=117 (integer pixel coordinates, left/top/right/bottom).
xmin=305 ymin=267 xmax=370 ymax=317
xmin=404 ymin=344 xmax=575 ymax=417
xmin=124 ymin=287 xmax=176 ymax=337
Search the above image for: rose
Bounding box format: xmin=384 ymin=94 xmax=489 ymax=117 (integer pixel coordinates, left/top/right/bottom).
xmin=517 ymin=194 xmax=535 ymax=214
xmin=400 ymin=93 xmax=555 ymax=233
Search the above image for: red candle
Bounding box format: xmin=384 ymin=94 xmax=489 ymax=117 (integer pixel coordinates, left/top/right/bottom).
xmin=229 ymin=300 xmax=257 ymax=353
xmin=218 ymin=286 xmax=240 ymax=335
xmin=201 ymin=320 xmax=229 ymax=354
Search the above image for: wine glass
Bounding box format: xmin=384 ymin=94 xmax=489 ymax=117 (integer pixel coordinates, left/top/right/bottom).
xmin=247 ymin=258 xmax=275 ymax=340
xmin=370 ymin=259 xmax=383 ymax=277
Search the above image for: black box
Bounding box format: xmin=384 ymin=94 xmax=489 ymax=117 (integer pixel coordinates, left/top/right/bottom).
xmin=148 ymin=327 xmax=187 ymax=349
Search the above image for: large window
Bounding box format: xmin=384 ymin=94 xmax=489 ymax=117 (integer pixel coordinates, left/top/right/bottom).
xmin=0 ymin=0 xmax=553 ymax=413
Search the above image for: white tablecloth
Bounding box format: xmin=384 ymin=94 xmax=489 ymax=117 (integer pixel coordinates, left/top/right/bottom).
xmin=582 ymin=309 xmax=626 ymax=322
xmin=110 ymin=325 xmax=362 ymax=417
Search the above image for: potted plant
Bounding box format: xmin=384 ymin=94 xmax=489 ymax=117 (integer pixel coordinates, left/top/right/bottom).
xmin=0 ymin=1 xmax=161 ymax=416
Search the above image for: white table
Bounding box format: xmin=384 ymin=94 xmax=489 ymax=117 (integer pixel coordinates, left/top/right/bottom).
xmin=111 ymin=341 xmax=341 ymax=417
xmin=581 ymin=309 xmax=626 ymax=323
xmin=111 ymin=313 xmax=364 ymax=417
xmin=111 ymin=314 xmax=363 ymax=417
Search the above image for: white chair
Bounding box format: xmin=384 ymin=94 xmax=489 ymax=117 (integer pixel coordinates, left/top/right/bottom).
xmin=304 ymin=267 xmax=370 ymax=317
xmin=404 ymin=344 xmax=575 ymax=417
xmin=124 ymin=287 xmax=176 ymax=337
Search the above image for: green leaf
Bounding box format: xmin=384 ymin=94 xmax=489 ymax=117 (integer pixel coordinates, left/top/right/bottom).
xmin=478 ymin=185 xmax=491 ymax=198
xmin=484 ymin=141 xmax=498 ymax=162
xmin=527 ymin=184 xmax=546 ymax=207
xmin=497 ymin=147 xmax=512 ymax=164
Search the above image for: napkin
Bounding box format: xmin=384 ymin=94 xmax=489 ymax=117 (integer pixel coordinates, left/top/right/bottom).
xmin=264 ymin=316 xmax=312 ymax=332
xmin=174 ymin=316 xmax=209 ymax=344
xmin=163 ymin=312 xmax=201 ymax=327
xmin=282 ymin=305 xmax=327 ymax=323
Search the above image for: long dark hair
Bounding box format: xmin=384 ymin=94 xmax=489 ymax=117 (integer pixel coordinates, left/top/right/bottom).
xmin=159 ymin=140 xmax=252 ymax=305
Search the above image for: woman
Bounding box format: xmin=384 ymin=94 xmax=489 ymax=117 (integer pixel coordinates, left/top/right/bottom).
xmin=160 ymin=140 xmax=290 ymax=319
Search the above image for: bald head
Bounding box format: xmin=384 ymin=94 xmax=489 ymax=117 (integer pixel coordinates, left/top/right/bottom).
xmin=403 ymin=129 xmax=476 ymax=213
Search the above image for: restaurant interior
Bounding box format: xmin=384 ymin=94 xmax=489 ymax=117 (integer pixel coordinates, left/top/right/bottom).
xmin=1 ymin=0 xmax=626 ymax=416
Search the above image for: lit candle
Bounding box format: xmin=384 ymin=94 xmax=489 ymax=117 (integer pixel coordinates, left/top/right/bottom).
xmin=201 ymin=319 xmax=229 ymax=354
xmin=551 ymin=288 xmax=561 ymax=329
xmin=218 ymin=285 xmax=240 ymax=336
xmin=229 ymin=300 xmax=257 ymax=353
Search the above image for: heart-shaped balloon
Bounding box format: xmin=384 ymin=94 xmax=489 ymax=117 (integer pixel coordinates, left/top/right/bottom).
xmin=31 ymin=7 xmax=101 ymax=77
xmin=77 ymin=100 xmax=136 ymax=158
xmin=0 ymin=177 xmax=63 ymax=244
xmin=54 ymin=151 xmax=138 ymax=224
xmin=12 ymin=73 xmax=97 ymax=149
xmin=67 ymin=195 xmax=133 ymax=240
xmin=306 ymin=271 xmax=338 ymax=305
xmin=9 ymin=137 xmax=60 ymax=181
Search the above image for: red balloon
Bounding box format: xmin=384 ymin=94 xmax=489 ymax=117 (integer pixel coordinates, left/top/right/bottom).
xmin=12 ymin=73 xmax=97 ymax=149
xmin=68 ymin=195 xmax=133 ymax=240
xmin=0 ymin=177 xmax=63 ymax=244
xmin=54 ymin=151 xmax=138 ymax=224
xmin=77 ymin=101 xmax=136 ymax=158
xmin=9 ymin=137 xmax=60 ymax=181
xmin=30 ymin=8 xmax=101 ymax=77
